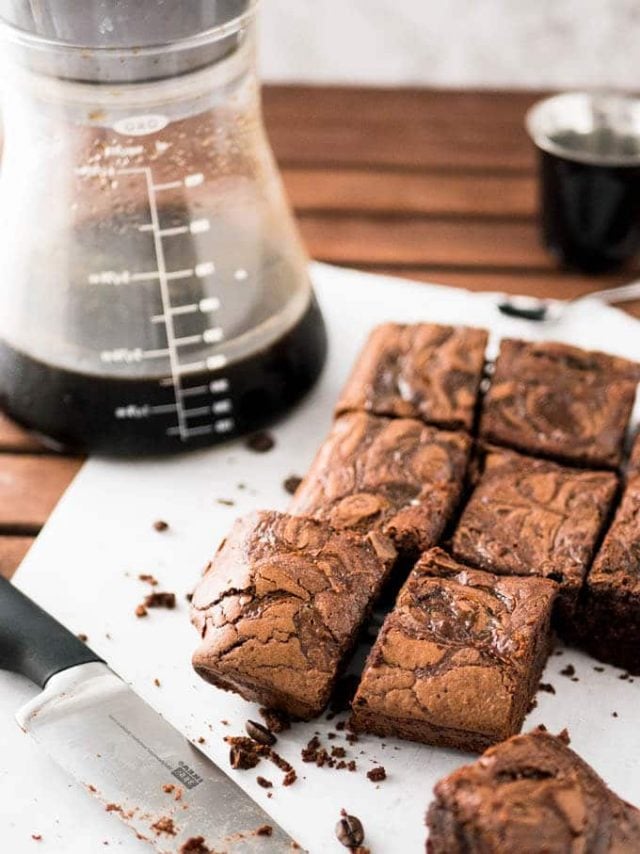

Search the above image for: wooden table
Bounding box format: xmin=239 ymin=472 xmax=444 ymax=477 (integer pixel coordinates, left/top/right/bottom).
xmin=2 ymin=86 xmax=639 ymax=580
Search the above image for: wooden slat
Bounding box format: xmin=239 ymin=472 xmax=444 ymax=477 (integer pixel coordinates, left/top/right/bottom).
xmin=299 ymin=214 xmax=553 ymax=268
xmin=266 ymin=86 xmax=540 ymax=172
xmin=0 ymin=413 xmax=48 ymax=453
xmin=0 ymin=536 xmax=34 ymax=579
xmin=0 ymin=455 xmax=83 ymax=532
xmin=284 ymin=168 xmax=536 ymax=217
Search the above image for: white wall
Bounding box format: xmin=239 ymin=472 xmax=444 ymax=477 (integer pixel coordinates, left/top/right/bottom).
xmin=259 ymin=0 xmax=640 ymax=90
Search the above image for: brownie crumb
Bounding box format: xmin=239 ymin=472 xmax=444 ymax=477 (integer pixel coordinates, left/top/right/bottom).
xmin=256 ymin=776 xmax=273 ymax=789
xmin=153 ymin=678 xmax=161 ymax=688
xmin=560 ymin=664 xmax=576 ymax=678
xmin=31 ymin=834 xmax=42 ymax=842
xmin=331 ymin=746 xmax=347 ymax=759
xmin=77 ymin=633 xmax=88 ymax=643
xmin=185 ymin=592 xmax=194 ymax=603
xmin=88 ymin=785 xmax=97 ymax=793
xmin=594 ymin=665 xmax=605 ymax=672
xmin=246 ymin=431 xmax=275 ymax=453
xmin=135 ymin=604 xmax=148 ymax=618
xmin=336 ymin=812 xmax=365 ymax=849
xmin=283 ymin=475 xmax=303 ymax=496
xmin=347 ymin=760 xmax=357 ymax=772
xmin=144 ymin=591 xmax=176 ymax=610
xmin=538 ymin=682 xmax=556 ymax=694
xmin=229 ymin=743 xmax=261 ymax=771
xmin=139 ymin=574 xmax=158 ymax=586
xmin=367 ymin=766 xmax=387 ymax=782
xmin=153 ymin=520 xmax=169 ymax=532
xmin=283 ymin=770 xmax=297 ymax=786
xmin=151 ymin=817 xmax=176 ymax=836
xmin=246 ymin=720 xmax=277 ymax=747
xmin=179 ymin=836 xmax=211 ymax=854
xmin=197 ymin=737 xmax=206 ymax=744
xmin=105 ymin=804 xmax=122 ymax=813
xmin=216 ymin=499 xmax=235 ymax=507
xmin=256 ymin=825 xmax=273 ymax=837
xmin=258 ymin=707 xmax=290 ymax=733
xmin=619 ymin=672 xmax=631 ymax=680
xmin=557 ymin=728 xmax=571 ymax=745
xmin=335 ymin=721 xmax=346 ymax=732
xmin=162 ymin=784 xmax=174 ymax=794
xmin=613 ymin=711 xmax=619 ymax=718
xmin=346 ymin=733 xmax=359 ymax=745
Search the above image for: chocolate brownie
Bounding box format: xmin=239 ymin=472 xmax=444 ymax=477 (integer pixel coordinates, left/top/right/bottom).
xmin=350 ymin=549 xmax=556 ymax=753
xmin=452 ymin=448 xmax=617 ymax=624
xmin=336 ymin=323 xmax=488 ymax=431
xmin=190 ymin=511 xmax=396 ymax=720
xmin=289 ymin=412 xmax=471 ymax=555
xmin=480 ymin=339 xmax=640 ymax=469
xmin=579 ymin=471 xmax=640 ymax=674
xmin=426 ymin=727 xmax=640 ymax=853
xmin=628 ymin=429 xmax=640 ymax=481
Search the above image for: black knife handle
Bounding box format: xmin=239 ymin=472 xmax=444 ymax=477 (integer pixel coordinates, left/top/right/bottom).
xmin=0 ymin=575 xmax=103 ymax=688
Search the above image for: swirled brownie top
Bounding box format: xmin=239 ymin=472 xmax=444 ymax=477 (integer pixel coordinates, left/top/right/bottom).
xmin=289 ymin=412 xmax=471 ymax=555
xmin=480 ymin=338 xmax=640 ymax=469
xmin=452 ymin=448 xmax=617 ymax=612
xmin=336 ymin=323 xmax=488 ymax=431
xmin=351 ymin=549 xmax=556 ymax=753
xmin=190 ymin=511 xmax=396 ymax=720
xmin=426 ymin=728 xmax=640 ymax=854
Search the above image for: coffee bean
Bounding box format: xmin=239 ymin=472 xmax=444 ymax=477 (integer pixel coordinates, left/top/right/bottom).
xmin=335 ymin=812 xmax=364 ymax=848
xmin=246 ymin=720 xmax=277 ymax=747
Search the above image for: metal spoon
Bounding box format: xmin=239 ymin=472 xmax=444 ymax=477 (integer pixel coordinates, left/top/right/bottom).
xmin=498 ymin=279 xmax=640 ymax=323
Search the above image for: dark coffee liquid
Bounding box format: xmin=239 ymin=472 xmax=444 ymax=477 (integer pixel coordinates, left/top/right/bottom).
xmin=0 ymin=297 xmax=327 ymax=456
xmin=540 ymin=131 xmax=640 ymax=273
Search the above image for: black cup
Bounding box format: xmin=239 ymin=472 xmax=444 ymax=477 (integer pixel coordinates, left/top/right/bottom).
xmin=527 ymin=92 xmax=640 ymax=274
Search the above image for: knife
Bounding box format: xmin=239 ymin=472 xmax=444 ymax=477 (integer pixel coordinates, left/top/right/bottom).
xmin=0 ymin=576 xmax=298 ymax=852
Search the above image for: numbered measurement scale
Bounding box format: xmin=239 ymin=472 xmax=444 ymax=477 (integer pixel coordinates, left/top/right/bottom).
xmin=0 ymin=0 xmax=326 ymax=455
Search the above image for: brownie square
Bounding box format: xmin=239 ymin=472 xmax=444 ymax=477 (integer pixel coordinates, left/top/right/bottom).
xmin=452 ymin=448 xmax=617 ymax=623
xmin=350 ymin=549 xmax=556 ymax=753
xmin=426 ymin=728 xmax=640 ymax=853
xmin=336 ymin=322 xmax=488 ymax=431
xmin=580 ymin=474 xmax=640 ymax=674
xmin=480 ymin=339 xmax=640 ymax=469
xmin=289 ymin=412 xmax=472 ymax=556
xmin=190 ymin=511 xmax=396 ymax=720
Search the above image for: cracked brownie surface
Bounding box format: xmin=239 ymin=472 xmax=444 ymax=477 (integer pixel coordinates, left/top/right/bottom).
xmin=480 ymin=339 xmax=640 ymax=469
xmin=335 ymin=322 xmax=488 ymax=431
xmin=289 ymin=412 xmax=471 ymax=555
xmin=426 ymin=728 xmax=640 ymax=854
xmin=350 ymin=549 xmax=556 ymax=752
xmin=190 ymin=511 xmax=396 ymax=719
xmin=580 ymin=467 xmax=640 ymax=674
xmin=452 ymin=448 xmax=617 ymax=623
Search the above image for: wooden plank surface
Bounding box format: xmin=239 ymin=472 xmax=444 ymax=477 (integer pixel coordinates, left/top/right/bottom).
xmin=2 ymin=85 xmax=640 ymax=574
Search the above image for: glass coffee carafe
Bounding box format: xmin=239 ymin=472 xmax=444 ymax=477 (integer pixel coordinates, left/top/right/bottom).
xmin=0 ymin=0 xmax=327 ymax=455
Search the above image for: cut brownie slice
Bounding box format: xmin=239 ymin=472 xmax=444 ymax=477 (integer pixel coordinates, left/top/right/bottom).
xmin=350 ymin=549 xmax=556 ymax=753
xmin=452 ymin=448 xmax=617 ymax=625
xmin=426 ymin=727 xmax=640 ymax=853
xmin=190 ymin=511 xmax=396 ymax=720
xmin=336 ymin=322 xmax=488 ymax=431
xmin=580 ymin=472 xmax=640 ymax=674
xmin=289 ymin=412 xmax=472 ymax=556
xmin=480 ymin=338 xmax=640 ymax=469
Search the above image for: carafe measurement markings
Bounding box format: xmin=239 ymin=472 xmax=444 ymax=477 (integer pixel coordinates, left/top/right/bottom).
xmin=81 ymin=162 xmax=234 ymax=441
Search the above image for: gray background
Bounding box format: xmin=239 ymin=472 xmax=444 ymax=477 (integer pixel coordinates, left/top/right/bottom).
xmin=260 ymin=0 xmax=640 ymax=90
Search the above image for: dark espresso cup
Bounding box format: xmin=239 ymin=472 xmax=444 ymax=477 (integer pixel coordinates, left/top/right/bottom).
xmin=526 ymin=92 xmax=640 ymax=274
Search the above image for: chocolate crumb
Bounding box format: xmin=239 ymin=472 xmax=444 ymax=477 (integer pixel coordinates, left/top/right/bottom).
xmin=335 ymin=721 xmax=346 ymax=732
xmin=185 ymin=592 xmax=194 ymax=603
xmin=197 ymin=737 xmax=206 ymax=744
xmin=151 ymin=817 xmax=176 ymax=836
xmin=144 ymin=591 xmax=176 ymax=610
xmin=613 ymin=711 xmax=619 ymax=718
xmin=77 ymin=633 xmax=88 ymax=643
xmin=560 ymin=664 xmax=576 ymax=678
xmin=153 ymin=520 xmax=169 ymax=532
xmin=135 ymin=604 xmax=148 ymax=618
xmin=88 ymin=785 xmax=97 ymax=793
xmin=538 ymin=682 xmax=556 ymax=694
xmin=336 ymin=812 xmax=365 ymax=849
xmin=593 ymin=665 xmax=605 ymax=672
xmin=331 ymin=746 xmax=347 ymax=759
xmin=179 ymin=836 xmax=211 ymax=854
xmin=153 ymin=678 xmax=161 ymax=687
xmin=221 ymin=720 xmax=229 ymax=726
xmin=246 ymin=720 xmax=277 ymax=747
xmin=31 ymin=834 xmax=42 ymax=842
xmin=162 ymin=784 xmax=175 ymax=794
xmin=283 ymin=770 xmax=297 ymax=786
xmin=230 ymin=744 xmax=261 ymax=771
xmin=347 ymin=760 xmax=357 ymax=772
xmin=256 ymin=825 xmax=273 ymax=837
xmin=217 ymin=499 xmax=235 ymax=507
xmin=619 ymin=672 xmax=630 ymax=680
xmin=346 ymin=733 xmax=359 ymax=745
xmin=283 ymin=475 xmax=303 ymax=496
xmin=256 ymin=776 xmax=273 ymax=789
xmin=258 ymin=707 xmax=290 ymax=733
xmin=139 ymin=574 xmax=158 ymax=586
xmin=367 ymin=766 xmax=386 ymax=782
xmin=246 ymin=431 xmax=275 ymax=453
